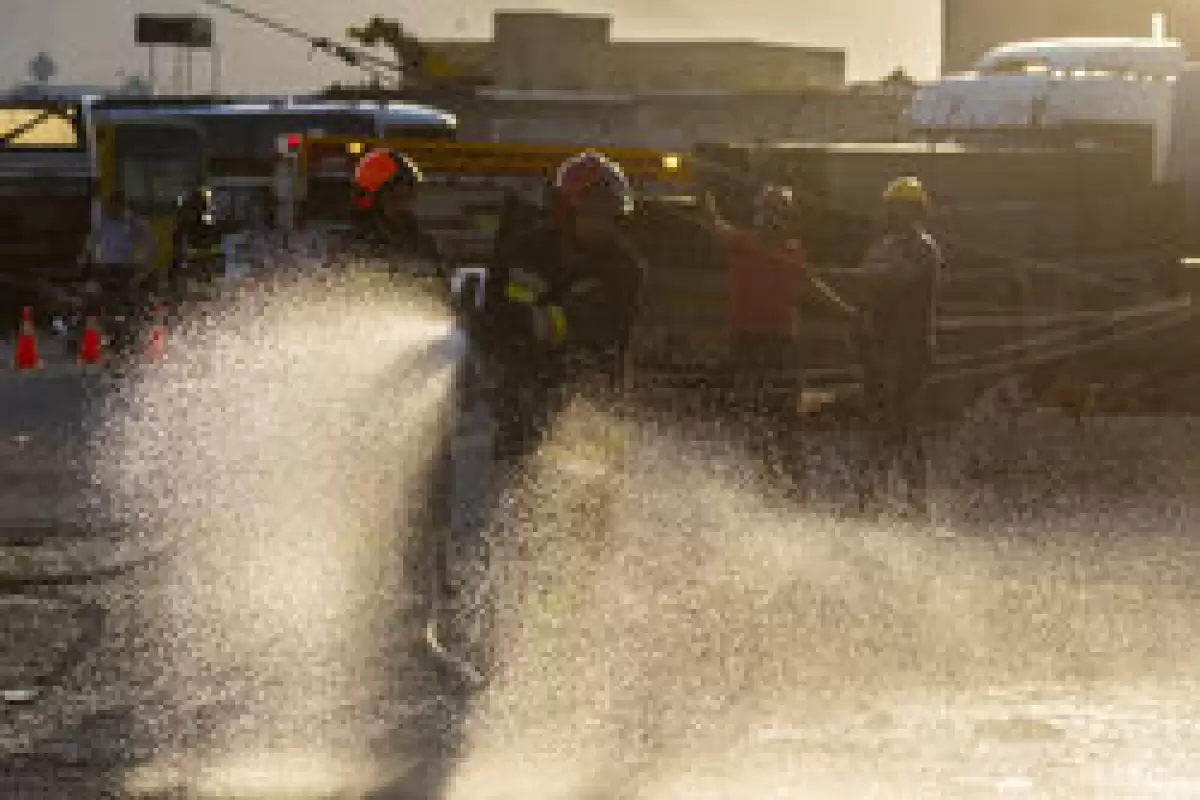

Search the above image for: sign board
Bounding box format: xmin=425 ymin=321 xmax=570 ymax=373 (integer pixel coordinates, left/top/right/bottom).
xmin=135 ymin=14 xmax=214 ymax=48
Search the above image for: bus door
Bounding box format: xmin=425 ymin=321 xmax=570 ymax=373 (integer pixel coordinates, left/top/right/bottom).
xmin=95 ymin=120 xmax=207 ymax=273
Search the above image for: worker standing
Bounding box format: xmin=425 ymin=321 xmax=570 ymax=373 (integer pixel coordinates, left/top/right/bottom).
xmin=856 ymin=176 xmax=944 ymax=519
xmin=77 ymin=190 xmax=156 ymax=344
xmin=347 ymin=148 xmax=461 ymax=637
xmin=478 ymin=151 xmax=647 ymax=468
xmin=711 ymin=185 xmax=856 ymax=482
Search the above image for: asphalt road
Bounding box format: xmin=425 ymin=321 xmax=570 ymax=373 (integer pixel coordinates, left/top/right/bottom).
xmin=0 ymin=342 xmax=467 ymax=799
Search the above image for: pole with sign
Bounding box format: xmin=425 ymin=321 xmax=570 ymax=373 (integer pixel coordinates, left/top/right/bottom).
xmin=274 ymin=134 xmax=302 ymax=232
xmin=135 ymin=14 xmax=216 ymax=95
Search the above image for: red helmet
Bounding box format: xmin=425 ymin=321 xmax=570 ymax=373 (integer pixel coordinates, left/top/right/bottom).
xmin=552 ymin=151 xmax=632 ymax=223
xmin=353 ymin=149 xmax=423 ymax=209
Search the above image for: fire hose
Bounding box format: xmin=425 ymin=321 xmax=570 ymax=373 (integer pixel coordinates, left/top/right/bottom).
xmin=931 ymin=297 xmax=1197 ymax=387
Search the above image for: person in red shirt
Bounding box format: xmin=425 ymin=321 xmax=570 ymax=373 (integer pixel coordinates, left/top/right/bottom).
xmin=711 ymin=185 xmax=856 ymax=474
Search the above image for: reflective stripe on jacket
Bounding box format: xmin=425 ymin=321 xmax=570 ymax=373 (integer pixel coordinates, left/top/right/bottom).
xmin=503 ymin=268 xmax=568 ymax=346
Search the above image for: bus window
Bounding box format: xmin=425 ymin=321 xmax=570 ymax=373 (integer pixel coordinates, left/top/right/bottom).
xmin=114 ymin=126 xmax=204 ymax=214
xmin=383 ymin=125 xmax=455 ymax=141
xmin=201 ymin=117 xmax=256 ymax=159
xmin=249 ymin=114 xmax=376 ymax=155
xmin=303 ymin=178 xmax=356 ymax=224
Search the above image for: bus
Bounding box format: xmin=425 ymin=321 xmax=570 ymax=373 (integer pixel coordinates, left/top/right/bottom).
xmin=0 ymin=98 xmax=207 ymax=302
xmin=91 ymin=98 xmax=458 ymax=226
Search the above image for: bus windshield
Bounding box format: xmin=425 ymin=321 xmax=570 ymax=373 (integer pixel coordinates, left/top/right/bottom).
xmin=114 ymin=126 xmax=204 ymax=213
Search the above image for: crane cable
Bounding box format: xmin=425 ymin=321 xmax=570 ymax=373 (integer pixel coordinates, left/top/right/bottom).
xmin=196 ymin=0 xmax=405 ymax=77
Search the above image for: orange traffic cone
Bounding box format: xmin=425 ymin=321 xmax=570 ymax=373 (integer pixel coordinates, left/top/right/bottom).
xmin=147 ymin=306 xmax=166 ymax=360
xmin=77 ymin=315 xmax=103 ymax=366
xmin=13 ymin=307 xmax=40 ymax=371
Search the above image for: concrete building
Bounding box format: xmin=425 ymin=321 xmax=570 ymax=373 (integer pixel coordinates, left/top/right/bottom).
xmin=430 ymin=10 xmax=846 ymax=92
xmin=943 ymin=0 xmax=1200 ymax=73
xmin=408 ymin=9 xmax=904 ymax=152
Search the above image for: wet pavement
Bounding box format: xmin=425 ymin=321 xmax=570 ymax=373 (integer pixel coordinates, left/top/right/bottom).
xmin=0 ymin=355 xmax=119 ymax=798
xmin=5 ymin=318 xmax=1200 ymax=798
xmin=0 ymin=333 xmax=471 ymax=799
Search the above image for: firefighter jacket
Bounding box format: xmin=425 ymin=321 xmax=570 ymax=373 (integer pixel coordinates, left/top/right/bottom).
xmin=480 ymin=221 xmax=646 ymax=385
xmin=345 ymin=207 xmax=448 ymax=301
xmin=858 ymin=226 xmax=945 ymax=368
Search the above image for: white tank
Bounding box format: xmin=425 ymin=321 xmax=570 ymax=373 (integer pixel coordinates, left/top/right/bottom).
xmin=910 ymin=37 xmax=1186 ymax=181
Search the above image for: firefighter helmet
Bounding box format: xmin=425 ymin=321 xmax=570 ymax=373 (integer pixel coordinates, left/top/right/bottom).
xmin=553 ymin=151 xmax=632 ymax=222
xmin=882 ymin=176 xmax=930 ymax=208
xmin=353 ymin=149 xmax=423 ymax=204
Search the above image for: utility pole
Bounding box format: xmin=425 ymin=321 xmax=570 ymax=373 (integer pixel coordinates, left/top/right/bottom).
xmin=212 ymin=44 xmax=222 ymax=95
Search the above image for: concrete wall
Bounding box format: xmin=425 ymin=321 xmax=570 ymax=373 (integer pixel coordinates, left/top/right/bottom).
xmin=439 ymin=89 xmax=911 ymax=150
xmin=604 ymin=42 xmax=845 ymax=92
xmin=944 ymin=0 xmax=1200 ymax=73
xmin=492 ymin=11 xmax=611 ymax=90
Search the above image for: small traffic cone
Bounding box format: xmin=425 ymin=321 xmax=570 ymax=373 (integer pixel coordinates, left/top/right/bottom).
xmin=77 ymin=315 xmax=103 ymax=367
xmin=147 ymin=306 xmax=166 ymax=360
xmin=13 ymin=307 xmax=40 ymax=371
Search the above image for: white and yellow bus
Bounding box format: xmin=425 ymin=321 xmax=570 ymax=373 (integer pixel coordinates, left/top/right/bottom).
xmin=91 ymin=98 xmax=458 ymax=227
xmin=0 ymin=97 xmax=207 ymax=290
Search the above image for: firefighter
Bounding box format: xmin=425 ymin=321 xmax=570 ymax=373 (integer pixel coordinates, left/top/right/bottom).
xmin=479 ymin=151 xmax=647 ymax=467
xmin=856 ymin=176 xmax=945 ymax=519
xmin=711 ymin=184 xmax=857 ymax=480
xmin=169 ymin=187 xmax=225 ymax=301
xmin=349 ymin=148 xmax=444 ymax=292
xmin=80 ymin=190 xmax=156 ymax=300
xmin=343 ymin=149 xmax=462 ymax=629
xmin=75 ymin=190 xmax=157 ymax=350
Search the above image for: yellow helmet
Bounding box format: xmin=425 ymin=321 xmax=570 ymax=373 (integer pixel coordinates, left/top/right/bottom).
xmin=882 ymin=176 xmax=929 ymax=207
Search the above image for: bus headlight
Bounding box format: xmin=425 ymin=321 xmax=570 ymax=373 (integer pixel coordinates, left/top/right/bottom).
xmin=662 ymin=153 xmax=682 ymax=171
